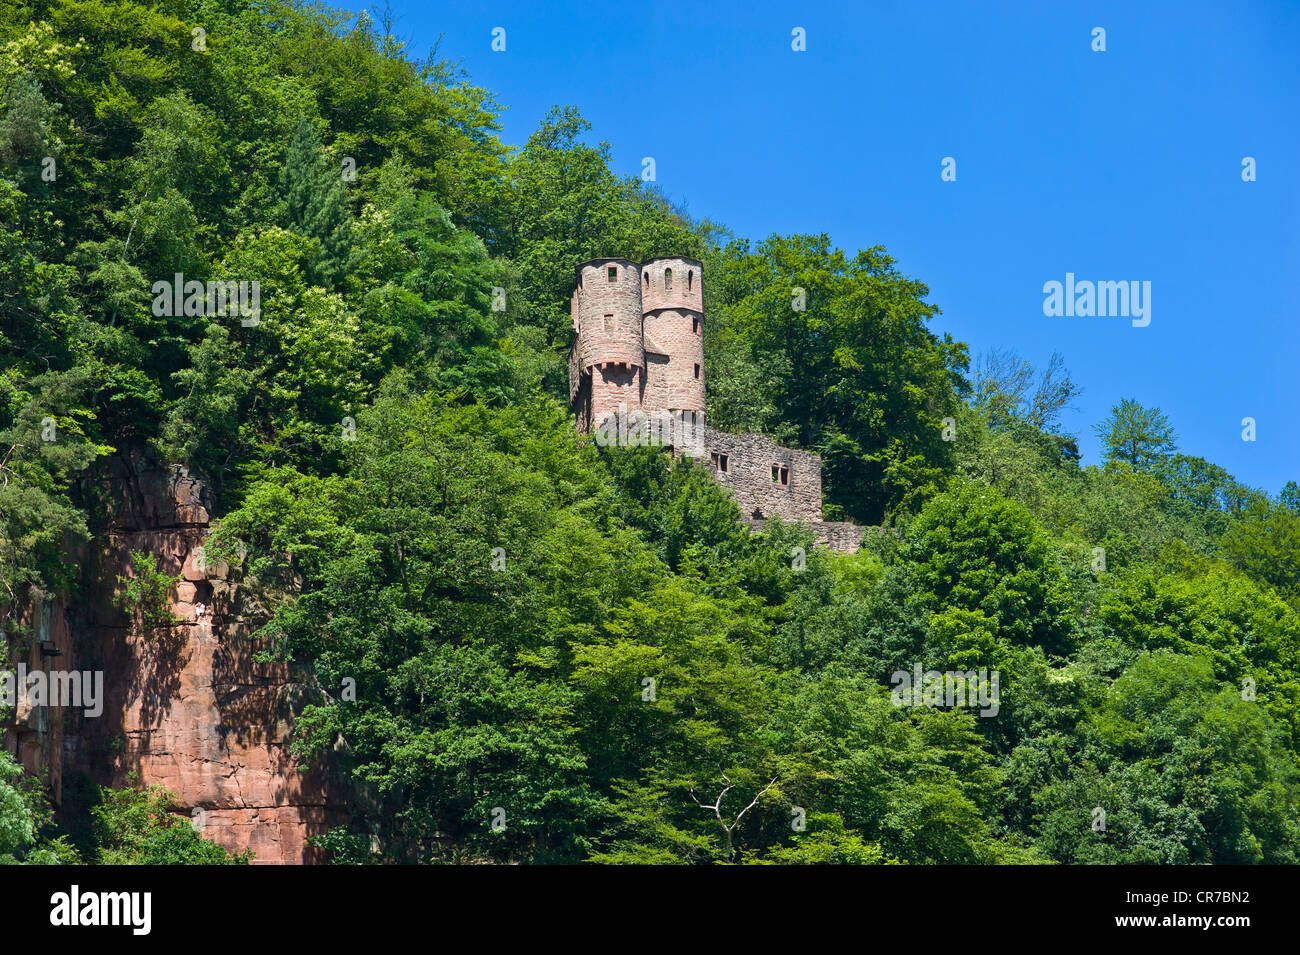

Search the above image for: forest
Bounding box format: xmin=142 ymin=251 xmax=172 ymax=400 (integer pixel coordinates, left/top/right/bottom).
xmin=1 ymin=0 xmax=1298 ymax=864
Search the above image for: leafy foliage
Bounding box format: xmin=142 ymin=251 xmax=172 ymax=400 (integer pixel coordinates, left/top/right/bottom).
xmin=114 ymin=549 xmax=182 ymax=636
xmin=90 ymin=783 xmax=252 ymax=864
xmin=1094 ymin=397 xmax=1178 ymax=471
xmin=0 ymin=751 xmax=80 ymax=864
xmin=0 ymin=0 xmax=1295 ymax=866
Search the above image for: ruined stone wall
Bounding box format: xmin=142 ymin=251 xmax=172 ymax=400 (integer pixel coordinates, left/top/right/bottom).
xmin=808 ymin=521 xmax=869 ymax=552
xmin=4 ymin=450 xmax=348 ymax=863
xmin=703 ymin=427 xmax=823 ymax=524
xmin=744 ymin=517 xmax=875 ymax=553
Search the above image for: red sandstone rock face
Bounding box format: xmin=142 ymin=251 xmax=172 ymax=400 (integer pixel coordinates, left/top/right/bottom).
xmin=5 ymin=450 xmax=347 ymax=864
xmin=4 ymin=598 xmax=73 ymax=797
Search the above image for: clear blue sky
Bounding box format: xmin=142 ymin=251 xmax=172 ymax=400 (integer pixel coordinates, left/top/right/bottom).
xmin=384 ymin=0 xmax=1298 ymax=495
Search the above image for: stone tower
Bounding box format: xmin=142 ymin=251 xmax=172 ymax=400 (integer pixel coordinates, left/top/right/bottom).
xmin=568 ymin=255 xmax=866 ymax=553
xmin=640 ymin=256 xmax=705 ymax=424
xmin=569 ymin=255 xmax=706 ymax=434
xmin=570 ymin=258 xmax=645 ymax=432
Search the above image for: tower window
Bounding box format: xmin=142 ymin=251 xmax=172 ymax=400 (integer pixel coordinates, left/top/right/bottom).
xmin=694 ymin=363 xmax=700 ymax=379
xmin=664 ymin=268 xmax=672 ymax=290
xmin=772 ymin=465 xmax=789 ymax=485
xmin=607 ymin=266 xmax=617 ymax=281
xmin=688 ymin=270 xmax=694 ymax=291
xmin=603 ymin=313 xmax=615 ymax=332
xmin=692 ymin=316 xmax=699 ymax=333
xmin=644 ymin=271 xmax=649 ymax=286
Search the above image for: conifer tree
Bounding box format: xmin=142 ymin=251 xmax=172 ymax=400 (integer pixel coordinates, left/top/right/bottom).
xmin=277 ymin=119 xmax=352 ymax=287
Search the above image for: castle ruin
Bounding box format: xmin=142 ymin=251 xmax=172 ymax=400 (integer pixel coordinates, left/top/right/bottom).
xmin=568 ymin=257 xmax=865 ymax=552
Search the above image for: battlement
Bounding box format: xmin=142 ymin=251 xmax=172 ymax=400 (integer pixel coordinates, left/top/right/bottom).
xmin=640 ymin=256 xmax=704 ymax=315
xmin=569 ymin=257 xmax=863 ymax=552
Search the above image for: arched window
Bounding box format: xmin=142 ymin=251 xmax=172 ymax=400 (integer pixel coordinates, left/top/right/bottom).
xmin=664 ymin=268 xmax=673 ymax=290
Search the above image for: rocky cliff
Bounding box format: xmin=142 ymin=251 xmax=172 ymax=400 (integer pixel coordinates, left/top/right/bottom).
xmin=3 ymin=450 xmax=346 ymax=863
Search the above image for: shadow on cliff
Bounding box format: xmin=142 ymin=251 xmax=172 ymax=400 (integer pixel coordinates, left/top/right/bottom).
xmin=65 ymin=448 xmax=349 ymax=861
xmin=129 ymin=621 xmax=190 ymax=735
xmin=71 ymin=449 xmax=209 ymax=783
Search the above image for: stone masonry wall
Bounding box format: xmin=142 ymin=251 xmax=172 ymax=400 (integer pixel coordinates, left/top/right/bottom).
xmin=703 ymin=427 xmax=823 ymax=524
xmin=641 ymin=256 xmax=705 ymax=418
xmin=574 ymin=258 xmax=643 ymax=371
xmin=642 ymin=308 xmax=705 ymax=417
xmin=589 ymin=364 xmax=643 ymax=429
xmin=743 ymin=516 xmax=874 ymax=553
xmin=640 ymin=256 xmax=703 ymax=315
xmin=572 ymin=257 xmax=709 ymax=436
xmin=808 ymin=521 xmax=869 ymax=552
xmin=573 ymin=258 xmax=646 ymax=427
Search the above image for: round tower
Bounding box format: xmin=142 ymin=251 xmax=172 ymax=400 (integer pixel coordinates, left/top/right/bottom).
xmin=574 ymin=258 xmax=645 ymax=426
xmin=641 ymin=256 xmax=705 ymax=421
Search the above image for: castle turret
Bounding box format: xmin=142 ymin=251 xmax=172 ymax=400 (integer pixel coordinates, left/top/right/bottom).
xmin=572 ymin=258 xmax=645 ymax=429
xmin=641 ymin=256 xmax=705 ymax=423
xmin=567 ymin=255 xmax=860 ymax=552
